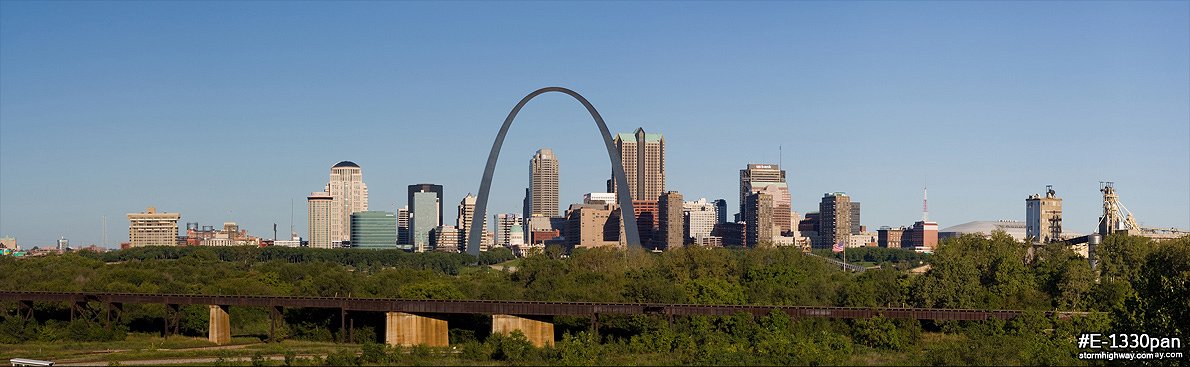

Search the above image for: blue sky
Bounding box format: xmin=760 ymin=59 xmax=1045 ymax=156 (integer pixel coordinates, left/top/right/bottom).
xmin=1 ymin=1 xmax=1187 ymax=247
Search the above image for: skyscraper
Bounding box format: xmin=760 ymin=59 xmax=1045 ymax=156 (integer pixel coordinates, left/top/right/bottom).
xmin=740 ymin=164 xmax=792 ymax=234
xmin=713 ymin=199 xmax=728 ymax=224
xmin=396 ymin=206 xmax=410 ymax=246
xmin=307 ymin=192 xmax=334 ymax=249
xmin=408 ymin=184 xmax=444 ymax=226
xmin=610 ymin=128 xmax=665 ymax=201
xmin=494 ymin=213 xmax=523 ymax=248
xmin=744 ymin=192 xmax=774 ymax=247
xmin=817 ymin=192 xmax=854 ymax=249
xmin=127 ymin=206 xmax=180 ymax=247
xmin=409 ymin=184 xmax=443 ymax=252
xmin=327 ymin=161 xmax=369 ymax=244
xmin=1026 ymin=185 xmax=1063 ymax=243
xmin=658 ymin=191 xmax=684 ymax=250
xmin=529 ymin=148 xmax=560 ymax=217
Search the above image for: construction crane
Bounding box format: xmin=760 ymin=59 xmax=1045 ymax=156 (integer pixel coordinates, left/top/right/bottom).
xmin=1098 ymin=182 xmax=1142 ymax=236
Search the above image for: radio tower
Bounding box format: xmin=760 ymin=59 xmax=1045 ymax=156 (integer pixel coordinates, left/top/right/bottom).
xmin=922 ymin=187 xmax=928 ymax=222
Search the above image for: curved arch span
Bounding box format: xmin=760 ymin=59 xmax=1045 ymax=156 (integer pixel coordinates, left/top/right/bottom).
xmin=468 ymin=87 xmax=640 ymax=255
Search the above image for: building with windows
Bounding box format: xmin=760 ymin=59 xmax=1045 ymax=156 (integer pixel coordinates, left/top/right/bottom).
xmin=307 ymin=192 xmax=335 ymax=249
xmin=563 ymin=203 xmax=622 ymax=250
xmin=350 ymin=211 xmax=397 ymax=249
xmin=744 ymin=192 xmax=774 ymax=247
xmin=658 ymin=191 xmax=684 ymax=250
xmin=494 ymin=213 xmax=523 ymax=248
xmin=431 ymin=225 xmax=460 ymax=252
xmin=327 ymin=161 xmax=369 ymax=244
xmin=127 ymin=207 xmax=180 ymax=247
xmin=740 ymin=164 xmax=793 ymax=234
xmin=410 ymin=186 xmax=443 ymax=252
xmin=1026 ymin=185 xmax=1063 ymax=243
xmin=817 ymin=193 xmax=859 ymax=249
xmin=609 ymin=128 xmax=665 ymax=201
xmin=529 ymin=148 xmax=560 ymax=217
xmin=878 ymin=226 xmax=905 ymax=248
xmin=713 ymin=199 xmax=728 ymax=224
xmin=683 ymin=198 xmax=718 ymax=242
xmin=396 ymin=206 xmax=410 ymax=246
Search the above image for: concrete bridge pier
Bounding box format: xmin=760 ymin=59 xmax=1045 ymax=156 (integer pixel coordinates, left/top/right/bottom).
xmin=208 ymin=305 xmax=231 ymax=345
xmin=492 ymin=314 xmax=554 ymax=347
xmin=385 ymin=312 xmax=449 ymax=347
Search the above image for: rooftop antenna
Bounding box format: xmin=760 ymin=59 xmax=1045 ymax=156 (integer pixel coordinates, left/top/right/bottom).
xmin=922 ymin=187 xmax=929 ymax=222
xmin=779 ymin=145 xmax=783 ymax=167
xmin=101 ymin=215 xmax=107 ymax=247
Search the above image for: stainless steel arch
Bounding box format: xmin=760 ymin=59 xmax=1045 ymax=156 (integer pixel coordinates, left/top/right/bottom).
xmin=468 ymin=87 xmax=639 ymax=255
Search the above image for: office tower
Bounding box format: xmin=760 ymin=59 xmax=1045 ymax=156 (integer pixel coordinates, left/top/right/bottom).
xmin=529 ymin=148 xmax=560 ymax=217
xmin=610 ymin=127 xmax=665 ymax=201
xmin=744 ymin=192 xmax=774 ymax=247
xmin=658 ymin=191 xmax=684 ymax=250
xmin=327 ymin=161 xmax=369 ymax=244
xmin=350 ymin=211 xmax=397 ymax=249
xmin=410 ymin=187 xmax=442 ymax=253
xmin=713 ymin=199 xmax=728 ymax=224
xmin=817 ymin=192 xmax=853 ymax=249
xmin=127 ymin=206 xmax=180 ymax=247
xmin=408 ymin=184 xmax=444 ymax=227
xmin=850 ymin=202 xmax=862 ymax=235
xmin=396 ymin=206 xmax=410 ymax=246
xmin=431 ymin=226 xmax=460 ymax=252
xmin=494 ymin=213 xmax=523 ymax=248
xmin=307 ymin=192 xmax=334 ymax=249
xmin=632 ymin=200 xmax=659 ymax=247
xmin=684 ymin=198 xmax=718 ymax=241
xmin=1026 ymin=185 xmax=1063 ymax=243
xmin=740 ymin=164 xmax=793 ymax=234
xmin=457 ymin=194 xmax=475 ymax=250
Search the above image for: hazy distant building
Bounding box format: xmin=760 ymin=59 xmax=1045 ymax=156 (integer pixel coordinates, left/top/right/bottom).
xmin=744 ymin=192 xmax=774 ymax=248
xmin=396 ymin=206 xmax=410 ymax=246
xmin=529 ymin=149 xmax=560 ymax=217
xmin=127 ymin=206 xmax=180 ymax=247
xmin=307 ymin=192 xmax=335 ymax=249
xmin=0 ymin=237 xmax=17 ymax=250
xmin=610 ymin=128 xmax=665 ymax=201
xmin=684 ymin=198 xmax=719 ymax=241
xmin=740 ymin=164 xmax=793 ymax=234
xmin=327 ymin=161 xmax=369 ymax=244
xmin=350 ymin=211 xmax=397 ymax=249
xmin=817 ymin=193 xmax=856 ymax=249
xmin=1026 ymin=185 xmax=1063 ymax=243
xmin=713 ymin=199 xmax=728 ymax=224
xmin=658 ymin=191 xmax=684 ymax=250
xmin=940 ymin=220 xmax=1028 ymax=242
xmin=410 ymin=186 xmax=443 ymax=252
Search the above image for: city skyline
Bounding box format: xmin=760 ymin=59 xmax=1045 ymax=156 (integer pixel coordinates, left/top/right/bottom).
xmin=2 ymin=2 xmax=1188 ymax=247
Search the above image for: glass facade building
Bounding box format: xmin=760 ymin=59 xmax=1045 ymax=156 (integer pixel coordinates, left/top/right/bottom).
xmin=350 ymin=211 xmax=397 ymax=249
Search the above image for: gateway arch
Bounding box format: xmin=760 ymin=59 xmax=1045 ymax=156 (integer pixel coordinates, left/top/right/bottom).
xmin=467 ymin=87 xmax=640 ymax=255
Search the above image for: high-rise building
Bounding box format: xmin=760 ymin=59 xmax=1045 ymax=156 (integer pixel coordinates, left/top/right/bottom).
xmin=457 ymin=194 xmax=485 ymax=251
xmin=350 ymin=211 xmax=397 ymax=249
xmin=817 ymin=192 xmax=854 ymax=249
xmin=327 ymin=161 xmax=369 ymax=245
xmin=408 ymin=184 xmax=444 ymax=227
xmin=610 ymin=128 xmax=665 ymax=201
xmin=127 ymin=206 xmax=180 ymax=247
xmin=1026 ymin=185 xmax=1063 ymax=243
xmin=713 ymin=199 xmax=728 ymax=224
xmin=396 ymin=206 xmax=410 ymax=246
xmin=307 ymin=192 xmax=334 ymax=249
xmin=658 ymin=191 xmax=684 ymax=250
xmin=683 ymin=198 xmax=718 ymax=241
xmin=744 ymin=192 xmax=774 ymax=247
xmin=850 ymin=202 xmax=862 ymax=235
xmin=740 ymin=164 xmax=793 ymax=234
xmin=529 ymin=148 xmax=560 ymax=217
xmin=494 ymin=213 xmax=523 ymax=248
xmin=410 ymin=187 xmax=442 ymax=253
xmin=631 ymin=200 xmax=659 ymax=247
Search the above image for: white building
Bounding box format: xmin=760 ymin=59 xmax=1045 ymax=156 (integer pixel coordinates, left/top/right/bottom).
xmin=127 ymin=206 xmax=180 ymax=247
xmin=307 ymin=192 xmax=335 ymax=249
xmin=494 ymin=213 xmax=523 ymax=248
xmin=583 ymin=192 xmax=617 ymax=205
xmin=529 ymin=149 xmax=560 ymax=217
xmin=327 ymin=161 xmax=369 ymax=244
xmin=683 ymin=198 xmax=718 ymax=241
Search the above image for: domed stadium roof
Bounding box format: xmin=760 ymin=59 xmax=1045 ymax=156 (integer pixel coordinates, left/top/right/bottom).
xmin=333 ymin=161 xmax=360 ymax=168
xmin=939 ymin=220 xmax=1027 ymax=241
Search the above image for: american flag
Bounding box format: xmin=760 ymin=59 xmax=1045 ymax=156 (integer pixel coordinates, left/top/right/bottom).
xmin=832 ymin=240 xmax=845 ymax=253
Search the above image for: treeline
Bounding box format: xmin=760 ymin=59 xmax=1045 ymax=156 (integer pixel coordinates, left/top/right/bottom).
xmin=1 ymin=232 xmax=1186 ymax=365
